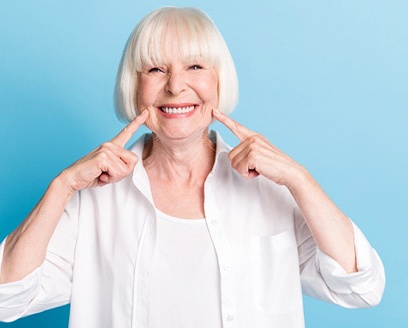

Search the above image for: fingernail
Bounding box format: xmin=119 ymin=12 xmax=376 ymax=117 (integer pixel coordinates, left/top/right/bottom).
xmin=140 ymin=110 xmax=149 ymax=117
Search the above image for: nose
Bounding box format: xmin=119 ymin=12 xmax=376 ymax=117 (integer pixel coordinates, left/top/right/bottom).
xmin=165 ymin=72 xmax=186 ymax=96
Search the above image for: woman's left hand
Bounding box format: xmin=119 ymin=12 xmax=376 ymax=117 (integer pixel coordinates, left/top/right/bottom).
xmin=213 ymin=109 xmax=358 ymax=273
xmin=213 ymin=109 xmax=304 ymax=187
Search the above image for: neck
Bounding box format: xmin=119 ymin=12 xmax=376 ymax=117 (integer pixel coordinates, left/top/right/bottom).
xmin=142 ymin=129 xmax=216 ymax=182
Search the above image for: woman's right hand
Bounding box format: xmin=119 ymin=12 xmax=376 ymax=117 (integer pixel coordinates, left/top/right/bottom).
xmin=0 ymin=111 xmax=149 ymax=284
xmin=60 ymin=110 xmax=149 ymax=193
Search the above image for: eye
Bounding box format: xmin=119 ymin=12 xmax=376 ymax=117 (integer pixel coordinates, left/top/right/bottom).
xmin=148 ymin=67 xmax=164 ymax=73
xmin=189 ymin=64 xmax=203 ymax=70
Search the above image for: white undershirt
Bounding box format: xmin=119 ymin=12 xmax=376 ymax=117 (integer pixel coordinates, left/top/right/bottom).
xmin=149 ymin=209 xmax=222 ymax=328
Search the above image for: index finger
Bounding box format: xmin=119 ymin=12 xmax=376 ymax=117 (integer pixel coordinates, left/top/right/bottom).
xmin=212 ymin=109 xmax=253 ymax=141
xmin=111 ymin=110 xmax=149 ymax=147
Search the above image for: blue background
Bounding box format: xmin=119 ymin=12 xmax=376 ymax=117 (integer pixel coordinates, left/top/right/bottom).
xmin=1 ymin=1 xmax=406 ymax=327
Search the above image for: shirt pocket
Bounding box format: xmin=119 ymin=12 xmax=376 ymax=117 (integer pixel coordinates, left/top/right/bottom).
xmin=251 ymin=228 xmax=302 ymax=314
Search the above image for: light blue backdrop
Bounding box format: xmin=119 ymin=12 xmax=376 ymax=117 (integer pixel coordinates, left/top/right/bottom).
xmin=1 ymin=1 xmax=406 ymax=327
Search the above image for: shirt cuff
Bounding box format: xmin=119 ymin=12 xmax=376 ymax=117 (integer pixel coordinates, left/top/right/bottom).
xmin=316 ymin=222 xmax=385 ymax=296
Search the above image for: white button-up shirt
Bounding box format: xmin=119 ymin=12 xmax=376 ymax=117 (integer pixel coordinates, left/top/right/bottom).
xmin=0 ymin=131 xmax=385 ymax=327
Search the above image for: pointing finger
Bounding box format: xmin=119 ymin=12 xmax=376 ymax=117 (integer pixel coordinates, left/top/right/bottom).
xmin=212 ymin=109 xmax=253 ymax=142
xmin=111 ymin=110 xmax=149 ymax=147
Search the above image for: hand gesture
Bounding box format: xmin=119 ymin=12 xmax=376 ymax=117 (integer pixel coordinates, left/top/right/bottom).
xmin=213 ymin=109 xmax=304 ymax=187
xmin=61 ymin=110 xmax=149 ymax=192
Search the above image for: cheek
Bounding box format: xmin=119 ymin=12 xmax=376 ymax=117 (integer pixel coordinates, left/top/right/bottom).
xmin=198 ymin=80 xmax=219 ymax=104
xmin=137 ymin=86 xmax=150 ymax=107
xmin=144 ymin=115 xmax=160 ymax=132
xmin=137 ymin=77 xmax=159 ymax=107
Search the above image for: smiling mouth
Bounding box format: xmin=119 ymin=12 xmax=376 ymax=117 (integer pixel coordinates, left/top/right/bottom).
xmin=160 ymin=105 xmax=195 ymax=114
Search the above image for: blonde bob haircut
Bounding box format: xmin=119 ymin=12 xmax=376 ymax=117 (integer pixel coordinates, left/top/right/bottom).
xmin=114 ymin=7 xmax=239 ymax=122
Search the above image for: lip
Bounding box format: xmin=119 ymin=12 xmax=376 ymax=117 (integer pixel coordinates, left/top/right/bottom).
xmin=158 ymin=103 xmax=198 ymax=119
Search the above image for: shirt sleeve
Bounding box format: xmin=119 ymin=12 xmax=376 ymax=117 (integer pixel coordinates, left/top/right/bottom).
xmin=298 ymin=215 xmax=385 ymax=308
xmin=0 ymin=192 xmax=79 ymax=322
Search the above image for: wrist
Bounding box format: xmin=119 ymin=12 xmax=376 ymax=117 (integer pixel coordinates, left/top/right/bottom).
xmin=286 ymin=165 xmax=316 ymax=196
xmin=51 ymin=170 xmax=77 ymax=199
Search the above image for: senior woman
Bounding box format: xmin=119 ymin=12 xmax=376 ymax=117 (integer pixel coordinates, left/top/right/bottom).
xmin=0 ymin=6 xmax=384 ymax=328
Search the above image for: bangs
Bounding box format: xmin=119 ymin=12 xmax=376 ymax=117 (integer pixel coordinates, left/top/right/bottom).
xmin=133 ymin=8 xmax=220 ymax=71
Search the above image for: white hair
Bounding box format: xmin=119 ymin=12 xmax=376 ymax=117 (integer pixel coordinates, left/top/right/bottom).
xmin=114 ymin=7 xmax=239 ymax=122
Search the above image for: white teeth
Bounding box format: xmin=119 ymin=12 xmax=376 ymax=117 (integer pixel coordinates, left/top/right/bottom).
xmin=161 ymin=106 xmax=195 ymax=114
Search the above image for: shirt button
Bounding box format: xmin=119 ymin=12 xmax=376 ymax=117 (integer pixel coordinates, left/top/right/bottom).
xmin=211 ymin=220 xmax=219 ymax=226
xmin=227 ymin=315 xmax=235 ymax=322
xmin=223 ymin=264 xmax=230 ymax=271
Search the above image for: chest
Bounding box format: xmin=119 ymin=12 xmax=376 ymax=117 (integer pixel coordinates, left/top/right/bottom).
xmin=148 ymin=177 xmax=206 ymax=219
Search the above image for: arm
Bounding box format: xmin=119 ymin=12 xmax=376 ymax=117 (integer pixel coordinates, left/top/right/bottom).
xmin=0 ymin=176 xmax=76 ymax=283
xmin=0 ymin=191 xmax=79 ymax=322
xmin=0 ymin=111 xmax=149 ymax=284
xmin=288 ymin=168 xmax=357 ymax=273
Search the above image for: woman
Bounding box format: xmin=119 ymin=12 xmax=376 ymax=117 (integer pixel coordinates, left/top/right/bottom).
xmin=0 ymin=7 xmax=385 ymax=328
